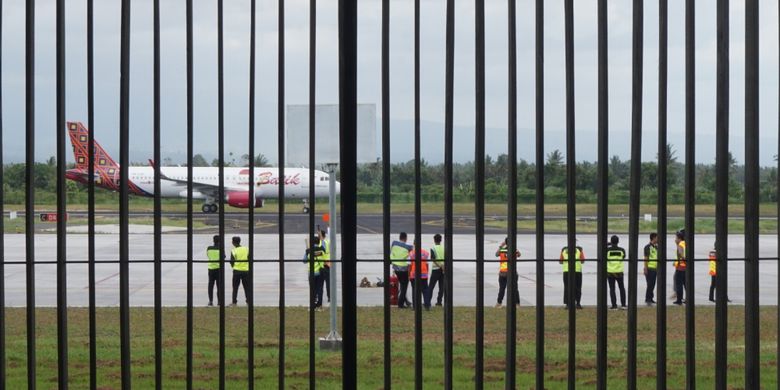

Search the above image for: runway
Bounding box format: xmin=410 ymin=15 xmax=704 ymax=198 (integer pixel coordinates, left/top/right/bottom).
xmin=20 ymin=211 xmax=775 ymax=235
xmin=2 ymin=233 xmax=778 ymax=307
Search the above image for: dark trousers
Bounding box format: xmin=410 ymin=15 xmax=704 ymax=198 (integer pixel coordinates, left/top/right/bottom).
xmin=395 ymin=270 xmax=410 ymax=307
xmin=411 ymin=277 xmax=431 ymax=308
xmin=310 ymin=273 xmax=325 ymax=307
xmin=428 ymin=269 xmax=445 ymax=305
xmin=673 ymin=269 xmax=686 ymax=303
xmin=208 ymin=268 xmax=223 ymax=305
xmin=321 ymin=266 xmax=331 ymax=301
xmin=563 ymin=272 xmax=582 ymax=306
xmin=497 ymin=272 xmax=520 ymax=305
xmin=607 ymin=273 xmax=626 ymax=307
xmin=645 ymin=268 xmax=657 ymax=302
xmin=232 ymin=270 xmax=250 ymax=304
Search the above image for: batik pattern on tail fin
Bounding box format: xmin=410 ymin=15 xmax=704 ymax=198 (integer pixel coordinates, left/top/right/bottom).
xmin=67 ymin=121 xmax=122 ymax=191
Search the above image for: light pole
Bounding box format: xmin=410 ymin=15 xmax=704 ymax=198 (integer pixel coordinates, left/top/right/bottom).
xmin=320 ymin=162 xmax=342 ymax=350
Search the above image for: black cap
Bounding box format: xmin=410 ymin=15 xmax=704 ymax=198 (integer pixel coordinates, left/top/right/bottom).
xmin=676 ymin=229 xmax=685 ymax=239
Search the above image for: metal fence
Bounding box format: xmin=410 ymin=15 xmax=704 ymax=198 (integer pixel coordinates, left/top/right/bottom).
xmin=1 ymin=0 xmax=777 ymax=389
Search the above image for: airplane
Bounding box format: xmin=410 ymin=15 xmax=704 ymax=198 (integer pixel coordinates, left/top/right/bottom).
xmin=65 ymin=121 xmax=338 ymax=213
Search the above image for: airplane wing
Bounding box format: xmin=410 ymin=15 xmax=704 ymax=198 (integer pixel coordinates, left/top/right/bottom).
xmin=149 ymin=160 xmax=247 ymax=198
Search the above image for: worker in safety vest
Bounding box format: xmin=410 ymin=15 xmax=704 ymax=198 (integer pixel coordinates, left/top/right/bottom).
xmin=673 ymin=229 xmax=687 ymax=306
xmin=206 ymin=235 xmax=223 ymax=306
xmin=427 ymin=234 xmax=446 ymax=307
xmin=390 ymin=232 xmax=414 ymax=309
xmin=708 ymin=242 xmax=731 ymax=303
xmin=319 ymin=229 xmax=331 ymax=303
xmin=643 ymin=233 xmax=658 ymax=306
xmin=560 ymin=242 xmax=585 ymax=309
xmin=303 ymin=236 xmax=326 ymax=310
xmin=230 ymin=236 xmax=250 ymax=306
xmin=495 ymin=237 xmax=520 ymax=308
xmin=409 ymin=246 xmax=431 ymax=310
xmin=606 ymin=235 xmax=627 ymax=310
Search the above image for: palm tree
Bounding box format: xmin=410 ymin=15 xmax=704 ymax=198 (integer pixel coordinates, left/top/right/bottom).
xmin=656 ymin=143 xmax=677 ymax=164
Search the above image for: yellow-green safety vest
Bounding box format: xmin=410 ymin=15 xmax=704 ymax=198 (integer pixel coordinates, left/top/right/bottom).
xmin=646 ymin=245 xmax=658 ymax=269
xmin=308 ymin=247 xmax=325 ymax=274
xmin=390 ymin=244 xmax=410 ymax=267
xmin=206 ymin=247 xmax=221 ymax=270
xmin=606 ymin=248 xmax=625 ymax=274
xmin=231 ymin=246 xmax=250 ymax=271
xmin=321 ymin=239 xmax=330 ymax=261
xmin=431 ymin=244 xmax=445 ymax=269
xmin=561 ymin=247 xmax=583 ymax=273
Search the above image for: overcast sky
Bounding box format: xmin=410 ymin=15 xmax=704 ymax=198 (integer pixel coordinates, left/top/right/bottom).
xmin=1 ymin=0 xmax=779 ymax=166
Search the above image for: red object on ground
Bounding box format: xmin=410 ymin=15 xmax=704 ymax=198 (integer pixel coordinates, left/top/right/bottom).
xmin=40 ymin=213 xmax=67 ymax=222
xmin=389 ymin=275 xmax=399 ymax=306
xmin=322 ymin=213 xmax=330 ymax=223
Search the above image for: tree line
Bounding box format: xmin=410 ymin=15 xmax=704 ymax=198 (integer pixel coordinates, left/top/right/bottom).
xmin=2 ymin=147 xmax=777 ymax=205
xmin=355 ymin=146 xmax=778 ymax=204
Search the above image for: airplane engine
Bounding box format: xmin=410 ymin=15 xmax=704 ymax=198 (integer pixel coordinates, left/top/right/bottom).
xmin=225 ymin=192 xmax=263 ymax=208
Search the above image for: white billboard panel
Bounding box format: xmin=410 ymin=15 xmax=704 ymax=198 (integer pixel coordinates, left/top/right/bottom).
xmin=286 ymin=104 xmax=377 ymax=166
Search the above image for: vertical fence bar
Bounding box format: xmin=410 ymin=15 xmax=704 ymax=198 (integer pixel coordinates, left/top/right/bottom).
xmin=306 ymin=0 xmax=316 ymax=385
xmin=777 ymin=5 xmax=780 ymax=386
xmin=119 ymin=0 xmax=132 ymax=387
xmin=185 ymin=0 xmax=194 ymax=388
xmin=656 ymin=1 xmax=668 ymax=388
xmin=714 ymin=0 xmax=729 ymax=387
xmin=0 ymin=0 xmax=5 ymax=386
xmin=217 ymin=0 xmax=226 ymax=387
xmin=744 ymin=0 xmax=760 ymax=387
xmin=248 ymin=0 xmax=257 ymax=386
xmin=564 ymin=0 xmax=576 ymax=387
xmin=338 ymin=1 xmax=358 ymax=387
xmin=153 ymin=0 xmax=163 ymax=387
xmin=24 ymin=0 xmax=36 ymax=387
xmin=443 ymin=0 xmax=455 ymax=387
xmin=381 ymin=0 xmax=392 ymax=387
xmin=87 ymin=0 xmax=98 ymax=387
xmin=627 ymin=1 xmax=643 ymax=388
xmin=684 ymin=0 xmax=696 ymax=385
xmin=55 ymin=0 xmax=68 ymax=387
xmin=277 ymin=0 xmax=286 ymax=387
xmin=506 ymin=0 xmax=518 ymax=387
xmin=413 ymin=0 xmax=423 ymax=388
xmin=534 ymin=1 xmax=545 ymax=388
xmin=596 ymin=0 xmax=608 ymax=387
xmin=474 ymin=1 xmax=486 ymax=388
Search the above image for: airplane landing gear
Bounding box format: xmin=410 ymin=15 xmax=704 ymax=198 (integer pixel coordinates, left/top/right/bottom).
xmin=302 ymin=199 xmax=310 ymax=214
xmin=202 ymin=203 xmax=218 ymax=213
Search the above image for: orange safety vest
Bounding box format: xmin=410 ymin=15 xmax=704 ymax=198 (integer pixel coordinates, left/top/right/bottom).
xmin=674 ymin=241 xmax=687 ymax=271
xmin=409 ymin=248 xmax=430 ymax=279
xmin=497 ymin=244 xmax=520 ymax=273
xmin=708 ymin=250 xmax=717 ymax=276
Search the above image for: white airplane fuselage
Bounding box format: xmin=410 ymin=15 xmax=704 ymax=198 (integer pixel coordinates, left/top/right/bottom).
xmin=127 ymin=166 xmax=335 ymax=201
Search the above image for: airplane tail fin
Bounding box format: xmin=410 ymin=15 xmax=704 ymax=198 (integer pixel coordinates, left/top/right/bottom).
xmin=67 ymin=121 xmax=119 ymax=172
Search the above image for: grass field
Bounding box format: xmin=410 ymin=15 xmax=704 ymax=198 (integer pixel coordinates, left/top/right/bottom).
xmin=2 ymin=306 xmax=777 ymax=389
